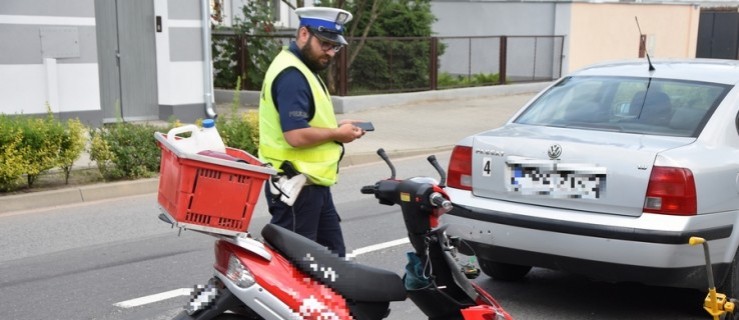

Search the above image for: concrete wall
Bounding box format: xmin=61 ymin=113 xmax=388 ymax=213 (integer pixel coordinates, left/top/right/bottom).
xmin=0 ymin=0 xmax=101 ymax=123
xmin=431 ymin=1 xmax=570 ymax=76
xmin=430 ymin=0 xmax=698 ymax=75
xmin=568 ymin=2 xmax=699 ymax=72
xmin=432 ymin=1 xmax=561 ymax=37
xmin=0 ymin=0 xmax=211 ymax=124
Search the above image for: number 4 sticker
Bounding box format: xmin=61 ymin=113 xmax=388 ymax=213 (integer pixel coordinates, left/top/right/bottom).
xmin=482 ymin=157 xmax=492 ymax=177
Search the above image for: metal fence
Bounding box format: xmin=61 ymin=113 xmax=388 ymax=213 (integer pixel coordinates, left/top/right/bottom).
xmin=212 ymin=32 xmax=564 ymax=96
xmin=438 ymin=36 xmax=564 ymax=83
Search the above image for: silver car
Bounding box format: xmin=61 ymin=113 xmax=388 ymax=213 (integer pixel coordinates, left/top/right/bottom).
xmin=442 ymin=59 xmax=739 ymax=296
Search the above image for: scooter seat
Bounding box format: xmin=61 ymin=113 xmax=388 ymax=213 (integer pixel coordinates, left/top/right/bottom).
xmin=262 ymin=224 xmax=406 ymax=302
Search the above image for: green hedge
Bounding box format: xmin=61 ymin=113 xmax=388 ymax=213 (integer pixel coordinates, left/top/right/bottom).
xmin=89 ymin=122 xmax=162 ymax=181
xmin=0 ymin=112 xmax=87 ymax=191
xmin=1 ymin=102 xmax=259 ymax=192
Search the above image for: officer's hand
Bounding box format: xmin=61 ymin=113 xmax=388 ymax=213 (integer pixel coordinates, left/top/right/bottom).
xmin=335 ymin=123 xmax=364 ymax=143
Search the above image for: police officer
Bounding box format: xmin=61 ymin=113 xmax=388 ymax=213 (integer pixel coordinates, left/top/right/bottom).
xmin=258 ymin=7 xmax=366 ymax=257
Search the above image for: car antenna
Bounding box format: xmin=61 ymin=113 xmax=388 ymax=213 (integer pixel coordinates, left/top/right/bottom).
xmin=635 ymin=16 xmax=655 ymax=71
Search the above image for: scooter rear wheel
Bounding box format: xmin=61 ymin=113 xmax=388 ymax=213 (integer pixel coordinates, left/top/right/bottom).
xmin=214 ymin=314 xmax=260 ymax=320
xmin=172 ymin=310 xmax=262 ymax=320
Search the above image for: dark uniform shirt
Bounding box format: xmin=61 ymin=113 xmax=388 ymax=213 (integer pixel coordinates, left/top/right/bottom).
xmin=272 ymin=42 xmax=316 ymax=133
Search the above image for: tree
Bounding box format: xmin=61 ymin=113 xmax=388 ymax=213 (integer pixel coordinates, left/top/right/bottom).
xmin=345 ymin=0 xmax=434 ymax=64
xmin=341 ymin=0 xmax=438 ymax=92
xmin=212 ymin=0 xmax=438 ymax=93
xmin=278 ymin=0 xmax=437 ymax=93
xmin=212 ymin=1 xmax=281 ymax=90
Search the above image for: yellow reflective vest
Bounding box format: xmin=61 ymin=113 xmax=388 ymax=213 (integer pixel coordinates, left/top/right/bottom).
xmin=258 ymin=49 xmax=343 ymax=186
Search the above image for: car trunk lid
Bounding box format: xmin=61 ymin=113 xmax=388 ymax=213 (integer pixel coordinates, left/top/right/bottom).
xmin=470 ymin=124 xmax=695 ymax=217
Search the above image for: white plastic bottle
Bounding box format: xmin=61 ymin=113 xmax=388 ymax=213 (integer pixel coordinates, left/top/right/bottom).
xmin=198 ymin=119 xmax=227 ymax=153
xmin=166 ymin=124 xmax=201 ymax=155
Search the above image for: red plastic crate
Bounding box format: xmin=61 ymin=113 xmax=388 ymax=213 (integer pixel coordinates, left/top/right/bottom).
xmin=155 ymin=133 xmax=276 ymax=235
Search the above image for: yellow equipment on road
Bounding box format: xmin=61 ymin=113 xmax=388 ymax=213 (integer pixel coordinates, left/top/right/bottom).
xmin=689 ymin=237 xmax=736 ymax=320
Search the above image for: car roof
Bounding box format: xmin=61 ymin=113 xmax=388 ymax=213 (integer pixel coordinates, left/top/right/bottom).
xmin=572 ymin=59 xmax=739 ymax=85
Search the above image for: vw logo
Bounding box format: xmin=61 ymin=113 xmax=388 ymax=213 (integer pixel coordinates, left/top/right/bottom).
xmin=547 ymin=144 xmax=562 ymax=160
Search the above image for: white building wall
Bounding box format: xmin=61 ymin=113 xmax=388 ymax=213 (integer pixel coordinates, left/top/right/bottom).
xmin=153 ymin=0 xmax=213 ymax=122
xmin=1 ymin=0 xmax=214 ymax=123
xmin=0 ymin=5 xmax=101 ymax=122
xmin=155 ymin=0 xmax=174 ymax=107
xmin=155 ymin=0 xmax=208 ymax=107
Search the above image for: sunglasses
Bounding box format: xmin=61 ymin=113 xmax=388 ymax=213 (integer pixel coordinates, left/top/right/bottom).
xmin=308 ymin=29 xmax=343 ymax=53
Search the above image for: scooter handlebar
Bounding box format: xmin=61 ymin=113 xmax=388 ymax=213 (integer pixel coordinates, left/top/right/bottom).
xmin=430 ymin=192 xmax=453 ymax=212
xmin=360 ymin=185 xmax=377 ymax=194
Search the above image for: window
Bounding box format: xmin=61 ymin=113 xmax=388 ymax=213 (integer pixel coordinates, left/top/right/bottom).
xmin=515 ymin=76 xmax=730 ymax=137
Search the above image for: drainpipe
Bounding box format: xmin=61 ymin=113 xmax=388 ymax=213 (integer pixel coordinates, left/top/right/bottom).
xmin=201 ymin=0 xmax=217 ymax=119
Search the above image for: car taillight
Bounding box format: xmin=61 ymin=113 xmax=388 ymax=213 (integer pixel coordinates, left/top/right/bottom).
xmin=448 ymin=145 xmax=472 ymax=191
xmin=643 ymin=166 xmax=697 ymax=216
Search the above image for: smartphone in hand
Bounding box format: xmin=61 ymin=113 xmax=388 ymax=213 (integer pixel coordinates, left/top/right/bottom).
xmin=355 ymin=122 xmax=375 ymax=132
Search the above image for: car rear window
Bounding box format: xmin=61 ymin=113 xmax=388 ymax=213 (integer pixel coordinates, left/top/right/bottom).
xmin=514 ymin=76 xmax=731 ymax=137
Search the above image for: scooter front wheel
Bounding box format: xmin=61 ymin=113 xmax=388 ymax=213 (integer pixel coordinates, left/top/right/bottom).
xmin=173 ymin=277 xmax=264 ymax=320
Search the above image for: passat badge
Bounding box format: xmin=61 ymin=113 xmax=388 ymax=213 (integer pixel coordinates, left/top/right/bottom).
xmin=548 ymin=144 xmax=562 ymax=160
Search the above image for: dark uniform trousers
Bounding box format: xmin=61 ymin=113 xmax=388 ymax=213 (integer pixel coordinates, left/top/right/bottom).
xmin=264 ymin=182 xmax=346 ymax=257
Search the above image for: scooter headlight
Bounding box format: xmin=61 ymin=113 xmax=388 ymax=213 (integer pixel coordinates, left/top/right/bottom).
xmin=225 ymin=255 xmax=255 ymax=288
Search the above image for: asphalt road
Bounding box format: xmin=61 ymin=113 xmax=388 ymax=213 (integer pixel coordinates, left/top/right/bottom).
xmin=0 ymin=153 xmax=710 ymax=320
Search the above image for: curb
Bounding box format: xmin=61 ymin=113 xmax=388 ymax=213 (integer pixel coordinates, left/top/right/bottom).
xmin=0 ymin=178 xmax=159 ymax=215
xmin=339 ymin=146 xmax=453 ymax=167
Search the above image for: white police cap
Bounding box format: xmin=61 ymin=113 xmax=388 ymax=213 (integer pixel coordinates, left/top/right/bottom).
xmin=295 ymin=7 xmax=353 ymax=46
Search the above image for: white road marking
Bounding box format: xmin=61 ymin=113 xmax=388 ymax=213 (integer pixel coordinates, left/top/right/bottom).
xmin=346 ymin=237 xmax=409 ymax=258
xmin=114 ymin=288 xmax=192 ymax=308
xmin=113 ymin=237 xmax=409 ymax=308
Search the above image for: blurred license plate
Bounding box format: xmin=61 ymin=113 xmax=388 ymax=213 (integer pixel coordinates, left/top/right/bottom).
xmin=505 ymin=157 xmax=606 ymax=199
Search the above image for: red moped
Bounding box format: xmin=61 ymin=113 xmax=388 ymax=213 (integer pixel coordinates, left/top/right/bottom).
xmin=159 ymin=145 xmax=512 ymax=320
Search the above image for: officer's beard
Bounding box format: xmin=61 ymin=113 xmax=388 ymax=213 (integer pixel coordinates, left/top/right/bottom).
xmin=301 ymin=36 xmax=331 ymax=72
